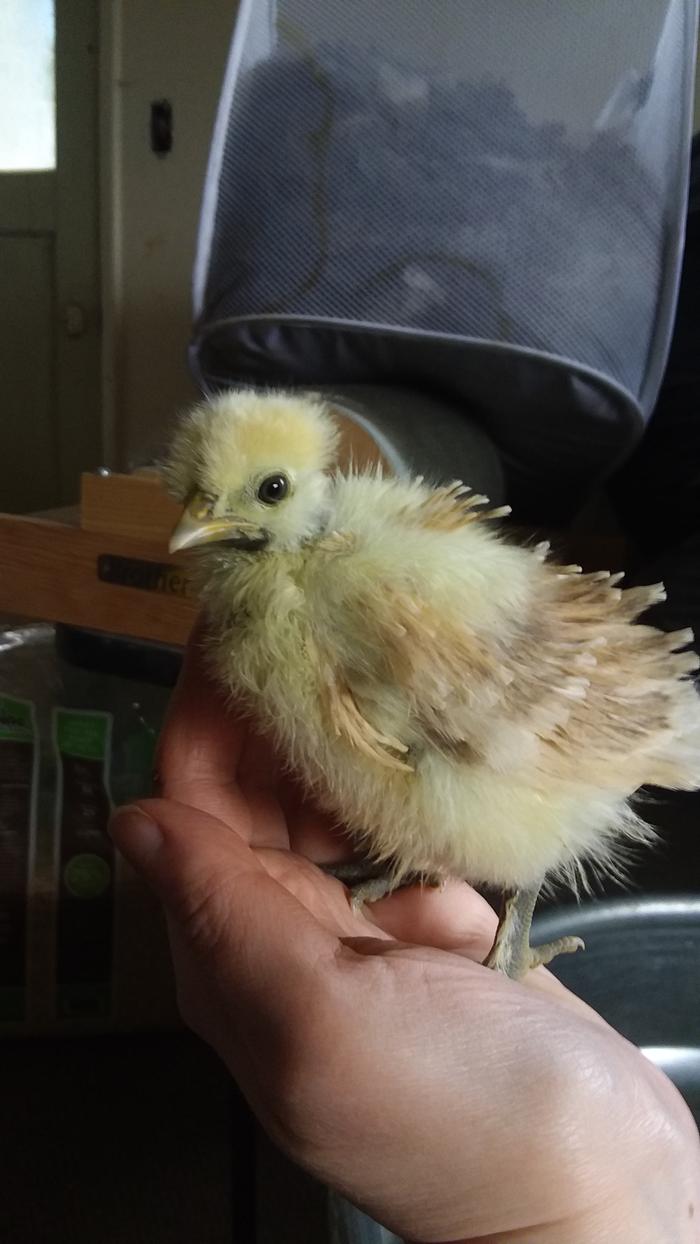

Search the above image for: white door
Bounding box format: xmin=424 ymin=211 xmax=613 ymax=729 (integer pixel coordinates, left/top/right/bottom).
xmin=0 ymin=0 xmax=101 ymax=513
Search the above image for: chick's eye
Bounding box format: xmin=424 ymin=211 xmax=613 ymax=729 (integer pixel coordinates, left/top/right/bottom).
xmin=257 ymin=474 xmax=289 ymax=505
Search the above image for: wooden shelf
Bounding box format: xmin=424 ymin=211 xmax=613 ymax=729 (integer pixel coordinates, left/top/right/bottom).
xmin=80 ymin=470 xmax=182 ymax=540
xmin=0 ymin=474 xmax=194 ymax=646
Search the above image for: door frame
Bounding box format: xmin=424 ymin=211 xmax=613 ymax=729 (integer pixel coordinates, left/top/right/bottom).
xmin=54 ymin=0 xmax=103 ymax=500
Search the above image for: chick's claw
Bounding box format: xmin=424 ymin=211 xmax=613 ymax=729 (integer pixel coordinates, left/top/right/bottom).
xmin=528 ymin=935 xmax=585 ymax=972
xmin=349 ymin=875 xmax=400 ymax=910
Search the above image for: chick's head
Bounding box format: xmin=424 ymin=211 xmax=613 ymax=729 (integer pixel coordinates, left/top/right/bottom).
xmin=165 ymin=390 xmax=339 ymax=554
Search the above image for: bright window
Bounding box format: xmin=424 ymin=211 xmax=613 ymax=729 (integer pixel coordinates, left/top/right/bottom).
xmin=0 ymin=0 xmax=56 ymax=171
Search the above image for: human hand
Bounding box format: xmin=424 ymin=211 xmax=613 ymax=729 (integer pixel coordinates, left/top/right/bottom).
xmin=109 ymin=633 xmax=700 ymax=1243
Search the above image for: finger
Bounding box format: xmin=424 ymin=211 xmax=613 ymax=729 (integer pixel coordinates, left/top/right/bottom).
xmin=279 ymin=775 xmax=358 ymax=863
xmin=234 ymin=727 xmax=293 ymax=848
xmin=257 ymin=847 xmax=394 ymax=941
xmin=109 ymin=798 xmax=338 ymax=1007
xmin=363 ymin=880 xmax=498 ymax=960
xmin=156 ymin=625 xmax=249 ymax=823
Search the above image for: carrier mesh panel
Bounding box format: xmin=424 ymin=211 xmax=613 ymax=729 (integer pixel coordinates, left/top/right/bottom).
xmin=191 ymin=0 xmax=697 ymax=515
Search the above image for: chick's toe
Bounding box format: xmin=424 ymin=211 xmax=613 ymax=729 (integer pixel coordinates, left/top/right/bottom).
xmin=484 ymin=886 xmax=584 ymax=980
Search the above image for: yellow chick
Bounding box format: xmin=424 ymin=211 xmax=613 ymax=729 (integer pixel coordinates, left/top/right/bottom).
xmin=165 ymin=389 xmax=700 ymax=979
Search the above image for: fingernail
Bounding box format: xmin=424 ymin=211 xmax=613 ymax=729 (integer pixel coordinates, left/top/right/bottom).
xmin=108 ymin=805 xmax=163 ymax=866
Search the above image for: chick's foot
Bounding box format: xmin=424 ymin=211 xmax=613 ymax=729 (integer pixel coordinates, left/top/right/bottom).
xmin=484 ymin=886 xmax=584 ymax=980
xmin=320 ymin=861 xmax=443 ymax=910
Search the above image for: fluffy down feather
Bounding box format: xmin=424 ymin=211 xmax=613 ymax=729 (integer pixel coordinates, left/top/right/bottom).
xmin=165 ymin=391 xmax=700 ymax=895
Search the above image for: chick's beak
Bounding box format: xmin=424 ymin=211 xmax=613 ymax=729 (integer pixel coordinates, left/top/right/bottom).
xmin=168 ymin=493 xmax=269 ymax=554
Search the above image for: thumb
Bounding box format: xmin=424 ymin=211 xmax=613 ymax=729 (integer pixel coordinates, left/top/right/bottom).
xmin=108 ymin=798 xmax=337 ymax=1007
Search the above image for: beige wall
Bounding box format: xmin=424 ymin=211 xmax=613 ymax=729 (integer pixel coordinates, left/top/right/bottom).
xmin=101 ymin=0 xmax=237 ymax=470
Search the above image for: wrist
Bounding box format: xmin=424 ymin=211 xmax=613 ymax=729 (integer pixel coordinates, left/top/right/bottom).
xmin=411 ymin=1064 xmax=700 ymax=1244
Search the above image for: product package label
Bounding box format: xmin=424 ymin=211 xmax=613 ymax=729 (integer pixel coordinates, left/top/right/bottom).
xmin=0 ymin=696 xmax=38 ymax=1022
xmin=53 ymin=709 xmax=114 ymax=1019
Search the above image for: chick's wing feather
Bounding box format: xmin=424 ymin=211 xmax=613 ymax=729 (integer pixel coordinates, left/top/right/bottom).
xmin=308 ymin=474 xmax=700 ymax=789
xmin=307 ymin=476 xmax=524 ymax=764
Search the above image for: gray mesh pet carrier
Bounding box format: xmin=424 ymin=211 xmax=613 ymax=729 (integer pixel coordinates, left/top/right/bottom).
xmin=190 ymin=0 xmax=698 ymax=521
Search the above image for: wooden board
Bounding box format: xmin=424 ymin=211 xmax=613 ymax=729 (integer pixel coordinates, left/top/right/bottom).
xmin=0 ymin=514 xmax=195 ymax=646
xmin=330 ymin=406 xmax=390 ymax=474
xmin=81 ymin=471 xmax=182 ymax=540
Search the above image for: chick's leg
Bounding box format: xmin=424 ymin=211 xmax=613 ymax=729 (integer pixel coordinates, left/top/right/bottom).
xmin=321 ymin=861 xmax=442 ymax=911
xmin=484 ymin=886 xmax=584 ymax=981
